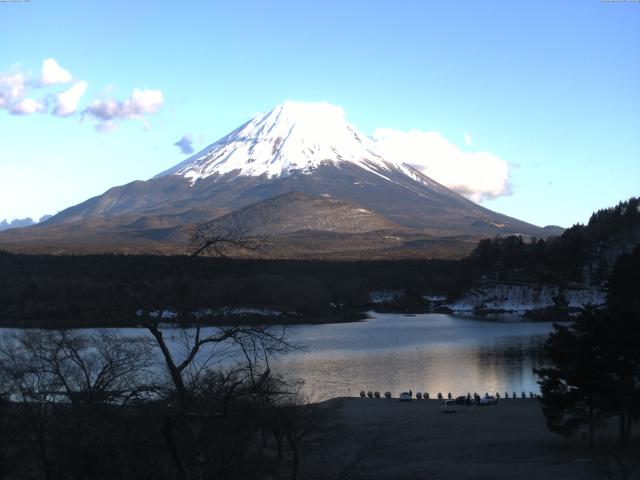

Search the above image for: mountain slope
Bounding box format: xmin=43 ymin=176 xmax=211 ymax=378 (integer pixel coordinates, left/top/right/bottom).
xmin=209 ymin=191 xmax=402 ymax=236
xmin=1 ymin=101 xmax=551 ymax=257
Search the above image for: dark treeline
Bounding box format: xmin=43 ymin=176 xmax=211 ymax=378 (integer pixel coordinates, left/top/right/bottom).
xmin=0 ymin=253 xmax=464 ymax=325
xmin=466 ymin=197 xmax=640 ymax=284
xmin=1 ymin=197 xmax=639 ymax=326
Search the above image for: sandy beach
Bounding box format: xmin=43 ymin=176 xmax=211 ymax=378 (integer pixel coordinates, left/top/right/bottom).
xmin=319 ymin=397 xmax=601 ymax=480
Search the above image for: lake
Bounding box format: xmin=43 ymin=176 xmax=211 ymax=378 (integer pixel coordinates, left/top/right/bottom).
xmin=274 ymin=313 xmax=554 ymax=401
xmin=0 ymin=313 xmax=555 ymax=402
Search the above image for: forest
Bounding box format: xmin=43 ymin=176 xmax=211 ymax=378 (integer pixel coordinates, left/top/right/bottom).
xmin=0 ymin=197 xmax=638 ymax=327
xmin=465 ymin=197 xmax=640 ymax=284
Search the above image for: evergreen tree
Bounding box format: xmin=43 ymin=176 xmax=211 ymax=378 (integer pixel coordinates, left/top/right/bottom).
xmin=535 ymin=306 xmax=611 ymax=446
xmin=536 ymin=246 xmax=640 ymax=446
xmin=604 ymin=246 xmax=640 ymax=444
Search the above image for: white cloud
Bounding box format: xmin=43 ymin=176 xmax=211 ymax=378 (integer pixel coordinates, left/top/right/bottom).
xmin=53 ymin=80 xmax=88 ymax=117
xmin=1 ymin=61 xmax=75 ymax=116
xmin=9 ymin=98 xmax=45 ymax=115
xmin=40 ymin=58 xmax=73 ymax=86
xmin=0 ymin=71 xmax=26 ymax=109
xmin=373 ymin=128 xmax=511 ymax=202
xmin=84 ymin=88 xmax=164 ymax=132
xmin=84 ymin=98 xmax=119 ymax=121
xmin=1 ymin=60 xmax=165 ymax=132
xmin=85 ymin=88 xmax=164 ymax=121
xmin=128 ymin=88 xmax=164 ymax=115
xmin=464 ymin=131 xmax=472 ymax=145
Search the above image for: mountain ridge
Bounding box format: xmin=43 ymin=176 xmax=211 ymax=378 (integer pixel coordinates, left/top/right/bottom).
xmin=0 ymin=101 xmax=556 ymax=257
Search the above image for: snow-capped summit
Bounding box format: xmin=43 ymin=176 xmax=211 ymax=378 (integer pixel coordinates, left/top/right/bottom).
xmin=19 ymin=100 xmax=550 ymax=255
xmin=158 ymin=101 xmax=409 ymax=182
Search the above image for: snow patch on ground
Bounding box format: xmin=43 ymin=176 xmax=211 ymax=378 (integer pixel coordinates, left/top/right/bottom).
xmin=369 ymin=290 xmax=405 ymax=304
xmin=194 ymin=307 xmax=282 ymax=319
xmin=448 ymin=283 xmax=606 ymax=313
xmin=135 ymin=307 xmax=283 ymax=320
xmin=136 ymin=309 xmax=178 ymax=319
xmin=422 ymin=295 xmax=447 ymax=302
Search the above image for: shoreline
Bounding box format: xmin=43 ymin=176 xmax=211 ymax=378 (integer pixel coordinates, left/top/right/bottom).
xmin=0 ymin=308 xmax=371 ymax=329
xmin=0 ymin=306 xmax=566 ymax=330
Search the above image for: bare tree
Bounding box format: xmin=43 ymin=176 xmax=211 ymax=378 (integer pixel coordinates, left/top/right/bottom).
xmin=121 ymin=223 xmax=297 ymax=480
xmin=262 ymin=386 xmax=339 ymax=480
xmin=37 ymin=330 xmax=154 ymax=407
xmin=130 ymin=222 xmax=293 ymax=404
xmin=0 ymin=332 xmax=64 ymax=480
xmin=146 ymin=320 xmax=293 ymax=407
xmin=0 ymin=330 xmax=155 ymax=480
xmin=190 ymin=223 xmax=261 ymax=258
xmin=592 ymin=435 xmax=640 ymax=480
xmin=0 ymin=381 xmax=9 ymax=479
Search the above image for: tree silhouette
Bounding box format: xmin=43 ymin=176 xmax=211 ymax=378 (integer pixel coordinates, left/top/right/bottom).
xmin=535 ymin=306 xmax=611 ymax=446
xmin=536 ymin=245 xmax=640 ymax=447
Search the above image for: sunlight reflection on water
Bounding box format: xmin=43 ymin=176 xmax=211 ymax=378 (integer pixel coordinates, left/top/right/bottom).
xmin=273 ymin=313 xmax=553 ymax=401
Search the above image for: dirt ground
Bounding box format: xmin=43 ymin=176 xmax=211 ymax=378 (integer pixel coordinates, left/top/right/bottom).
xmin=320 ymin=398 xmax=602 ymax=480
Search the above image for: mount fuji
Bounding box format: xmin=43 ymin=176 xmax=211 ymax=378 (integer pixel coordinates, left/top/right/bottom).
xmin=158 ymin=101 xmax=421 ymax=182
xmin=1 ymin=101 xmax=555 ymax=258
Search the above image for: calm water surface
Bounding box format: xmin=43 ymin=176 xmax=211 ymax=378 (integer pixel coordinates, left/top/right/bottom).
xmin=1 ymin=313 xmax=555 ymax=402
xmin=274 ymin=313 xmax=554 ymax=401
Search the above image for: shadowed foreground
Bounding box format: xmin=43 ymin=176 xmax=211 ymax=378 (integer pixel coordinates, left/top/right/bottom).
xmin=320 ymin=398 xmax=600 ymax=480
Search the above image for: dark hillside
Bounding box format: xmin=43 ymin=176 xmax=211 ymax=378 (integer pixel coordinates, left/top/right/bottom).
xmin=463 ymin=197 xmax=640 ymax=285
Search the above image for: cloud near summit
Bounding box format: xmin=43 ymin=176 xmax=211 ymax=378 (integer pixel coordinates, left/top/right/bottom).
xmin=372 ymin=128 xmax=511 ymax=202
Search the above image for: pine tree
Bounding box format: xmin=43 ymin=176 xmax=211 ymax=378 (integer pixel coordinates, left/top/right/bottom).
xmin=536 ymin=246 xmax=640 ymax=446
xmin=535 ymin=307 xmax=611 ymax=446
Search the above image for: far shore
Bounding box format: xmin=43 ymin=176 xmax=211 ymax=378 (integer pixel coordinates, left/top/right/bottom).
xmin=0 ymin=306 xmax=564 ymax=330
xmin=0 ymin=308 xmax=371 ymax=329
xmin=310 ymin=397 xmax=601 ymax=479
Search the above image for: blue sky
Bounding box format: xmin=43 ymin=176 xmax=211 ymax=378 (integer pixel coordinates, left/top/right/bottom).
xmin=0 ymin=0 xmax=638 ymax=227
